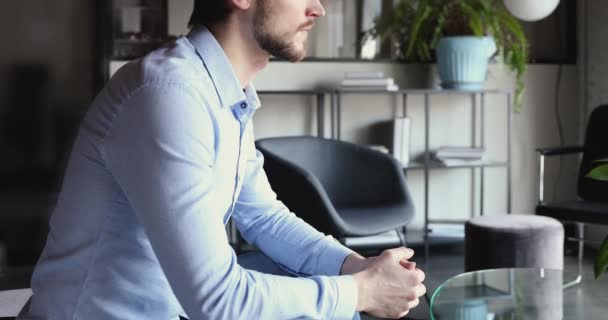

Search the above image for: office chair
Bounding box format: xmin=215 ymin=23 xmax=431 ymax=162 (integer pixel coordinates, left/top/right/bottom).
xmin=536 ymin=104 xmax=608 ymax=288
xmin=255 ymin=136 xmax=415 ymax=248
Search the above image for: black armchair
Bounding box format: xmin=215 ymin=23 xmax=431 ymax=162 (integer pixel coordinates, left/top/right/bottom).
xmin=255 ymin=136 xmax=415 ymax=246
xmin=536 ymin=104 xmax=608 ymax=287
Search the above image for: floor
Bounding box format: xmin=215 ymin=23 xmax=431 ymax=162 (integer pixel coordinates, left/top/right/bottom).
xmin=358 ymin=243 xmax=608 ymax=320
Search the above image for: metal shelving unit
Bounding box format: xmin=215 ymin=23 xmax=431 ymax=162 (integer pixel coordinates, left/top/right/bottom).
xmin=258 ymin=88 xmax=513 ymax=261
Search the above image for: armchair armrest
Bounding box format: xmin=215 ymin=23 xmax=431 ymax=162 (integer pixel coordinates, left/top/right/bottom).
xmin=536 ymin=146 xmax=584 ymax=156
xmin=537 ymin=145 xmax=584 ymax=204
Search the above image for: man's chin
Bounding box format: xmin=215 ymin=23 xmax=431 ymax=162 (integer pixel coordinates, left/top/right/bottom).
xmin=287 ymin=45 xmax=307 ymax=62
xmin=289 ymin=52 xmax=306 ymax=63
xmin=272 ymin=48 xmax=306 ymax=62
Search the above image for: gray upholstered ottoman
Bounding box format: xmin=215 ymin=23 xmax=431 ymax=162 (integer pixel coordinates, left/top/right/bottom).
xmin=465 ymin=214 xmax=564 ymax=272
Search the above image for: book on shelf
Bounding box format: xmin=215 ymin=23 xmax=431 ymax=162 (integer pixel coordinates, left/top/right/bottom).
xmin=339 ymin=72 xmax=399 ymax=92
xmin=369 ymin=118 xmax=410 ymax=166
xmin=433 ymin=158 xmax=488 ymax=167
xmin=339 ymin=84 xmax=399 ymax=92
xmin=392 ymin=117 xmax=411 ymax=166
xmin=435 ymin=146 xmax=485 ymax=159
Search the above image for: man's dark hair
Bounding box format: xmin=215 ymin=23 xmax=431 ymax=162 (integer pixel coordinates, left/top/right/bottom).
xmin=189 ymin=0 xmax=233 ymax=27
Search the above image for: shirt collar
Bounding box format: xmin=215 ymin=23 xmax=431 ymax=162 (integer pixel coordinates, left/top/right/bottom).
xmin=186 ymin=26 xmax=261 ymax=110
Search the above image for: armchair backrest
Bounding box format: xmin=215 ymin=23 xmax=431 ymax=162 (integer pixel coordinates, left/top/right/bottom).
xmin=578 ymin=105 xmax=608 ymax=202
xmin=255 ymin=136 xmax=408 ymax=208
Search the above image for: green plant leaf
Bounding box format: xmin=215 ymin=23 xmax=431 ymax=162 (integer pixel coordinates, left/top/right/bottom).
xmin=405 ymin=1 xmax=433 ymax=60
xmin=595 ymin=236 xmax=608 ymax=279
xmin=586 ymin=164 xmax=608 ymax=181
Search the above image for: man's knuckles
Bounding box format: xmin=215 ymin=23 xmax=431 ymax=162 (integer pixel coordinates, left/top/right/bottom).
xmin=407 ymin=298 xmax=420 ymax=309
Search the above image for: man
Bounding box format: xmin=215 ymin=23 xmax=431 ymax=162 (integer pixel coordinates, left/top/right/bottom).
xmin=20 ymin=0 xmax=425 ymax=319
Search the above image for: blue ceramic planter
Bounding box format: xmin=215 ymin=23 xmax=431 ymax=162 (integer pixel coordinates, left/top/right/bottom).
xmin=436 ymin=36 xmax=496 ymax=90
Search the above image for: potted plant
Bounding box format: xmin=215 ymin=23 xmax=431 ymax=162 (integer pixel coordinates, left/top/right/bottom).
xmin=586 ymin=159 xmax=608 ymax=279
xmin=367 ymin=0 xmax=528 ymax=111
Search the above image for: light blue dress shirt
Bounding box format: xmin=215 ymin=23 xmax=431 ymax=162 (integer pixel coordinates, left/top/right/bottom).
xmin=20 ymin=27 xmax=358 ymax=320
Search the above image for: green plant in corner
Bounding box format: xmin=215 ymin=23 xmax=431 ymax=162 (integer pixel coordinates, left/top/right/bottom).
xmin=366 ymin=0 xmax=528 ymax=111
xmin=586 ymin=159 xmax=608 ymax=279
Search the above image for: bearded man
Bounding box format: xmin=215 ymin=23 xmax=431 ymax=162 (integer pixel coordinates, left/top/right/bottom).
xmin=20 ymin=1 xmax=425 ymax=319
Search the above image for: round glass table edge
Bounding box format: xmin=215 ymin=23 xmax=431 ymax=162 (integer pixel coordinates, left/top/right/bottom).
xmin=429 ymin=267 xmax=563 ymax=320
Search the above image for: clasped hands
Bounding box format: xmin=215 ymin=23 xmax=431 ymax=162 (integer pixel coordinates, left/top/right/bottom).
xmin=342 ymin=247 xmax=426 ymax=319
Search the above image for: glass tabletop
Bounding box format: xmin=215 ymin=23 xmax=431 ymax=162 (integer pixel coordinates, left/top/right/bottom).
xmin=430 ymin=268 xmax=563 ymax=320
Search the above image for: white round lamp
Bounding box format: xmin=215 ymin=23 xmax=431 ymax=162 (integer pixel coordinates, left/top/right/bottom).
xmin=503 ymin=0 xmax=560 ymax=22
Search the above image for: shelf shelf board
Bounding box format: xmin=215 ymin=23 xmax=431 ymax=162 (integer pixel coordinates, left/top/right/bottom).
xmin=403 ymin=160 xmax=508 ymax=170
xmin=338 ymin=88 xmax=512 ymax=95
xmin=258 ymin=90 xmax=326 ymax=95
xmin=257 ymin=88 xmax=512 ymax=95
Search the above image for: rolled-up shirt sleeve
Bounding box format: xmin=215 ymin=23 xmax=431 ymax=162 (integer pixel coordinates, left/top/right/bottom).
xmin=103 ymin=83 xmax=358 ymax=320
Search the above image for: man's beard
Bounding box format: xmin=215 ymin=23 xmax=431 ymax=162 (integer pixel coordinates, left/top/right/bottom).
xmin=252 ymin=0 xmax=307 ymax=62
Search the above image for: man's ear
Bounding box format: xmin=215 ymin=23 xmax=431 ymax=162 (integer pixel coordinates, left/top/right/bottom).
xmin=230 ymin=0 xmax=252 ymax=11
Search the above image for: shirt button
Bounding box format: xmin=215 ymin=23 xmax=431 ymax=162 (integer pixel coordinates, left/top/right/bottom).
xmin=240 ymin=102 xmax=247 ymax=109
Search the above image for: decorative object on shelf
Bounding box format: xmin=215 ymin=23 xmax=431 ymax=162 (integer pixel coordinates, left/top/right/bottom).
xmin=366 ymin=0 xmax=529 ymax=111
xmin=436 ymin=36 xmax=497 ymax=90
xmin=503 ymin=0 xmax=560 ymax=22
xmin=586 ymin=158 xmax=608 ymax=279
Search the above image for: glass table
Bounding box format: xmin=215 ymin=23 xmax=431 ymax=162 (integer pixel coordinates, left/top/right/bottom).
xmin=430 ymin=268 xmax=565 ymax=320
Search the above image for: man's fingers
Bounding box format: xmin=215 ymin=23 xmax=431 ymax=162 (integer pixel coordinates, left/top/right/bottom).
xmin=407 ymin=298 xmax=420 ymax=310
xmin=415 ymin=283 xmax=427 ymax=298
xmin=383 ymin=246 xmax=414 ymax=261
xmin=397 ymin=309 xmax=409 ymax=318
xmin=399 ymin=260 xmax=416 ymax=270
xmin=399 ymin=261 xmax=425 ymax=285
xmin=414 ymin=268 xmax=425 ymax=282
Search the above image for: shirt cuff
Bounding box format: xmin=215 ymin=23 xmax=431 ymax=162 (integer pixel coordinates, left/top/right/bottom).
xmin=316 ymin=236 xmax=355 ymax=276
xmin=332 ymin=275 xmax=358 ymax=320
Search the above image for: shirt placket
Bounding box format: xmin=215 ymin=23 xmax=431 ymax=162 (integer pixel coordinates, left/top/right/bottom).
xmin=225 ymin=100 xmax=251 ymax=221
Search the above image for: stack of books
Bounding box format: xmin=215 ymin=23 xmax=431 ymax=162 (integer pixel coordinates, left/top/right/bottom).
xmin=340 ymin=71 xmax=399 ymax=92
xmin=433 ymin=146 xmax=486 ymax=166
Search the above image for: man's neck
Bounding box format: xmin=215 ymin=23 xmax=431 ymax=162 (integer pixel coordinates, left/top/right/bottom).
xmin=208 ymin=22 xmax=269 ymax=90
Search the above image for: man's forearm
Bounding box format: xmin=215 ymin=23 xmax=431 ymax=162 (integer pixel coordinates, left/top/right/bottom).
xmin=340 ymin=252 xmax=368 ymax=275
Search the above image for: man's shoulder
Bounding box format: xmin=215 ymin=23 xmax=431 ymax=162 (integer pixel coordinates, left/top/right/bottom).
xmin=110 ymin=37 xmax=213 ymax=99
